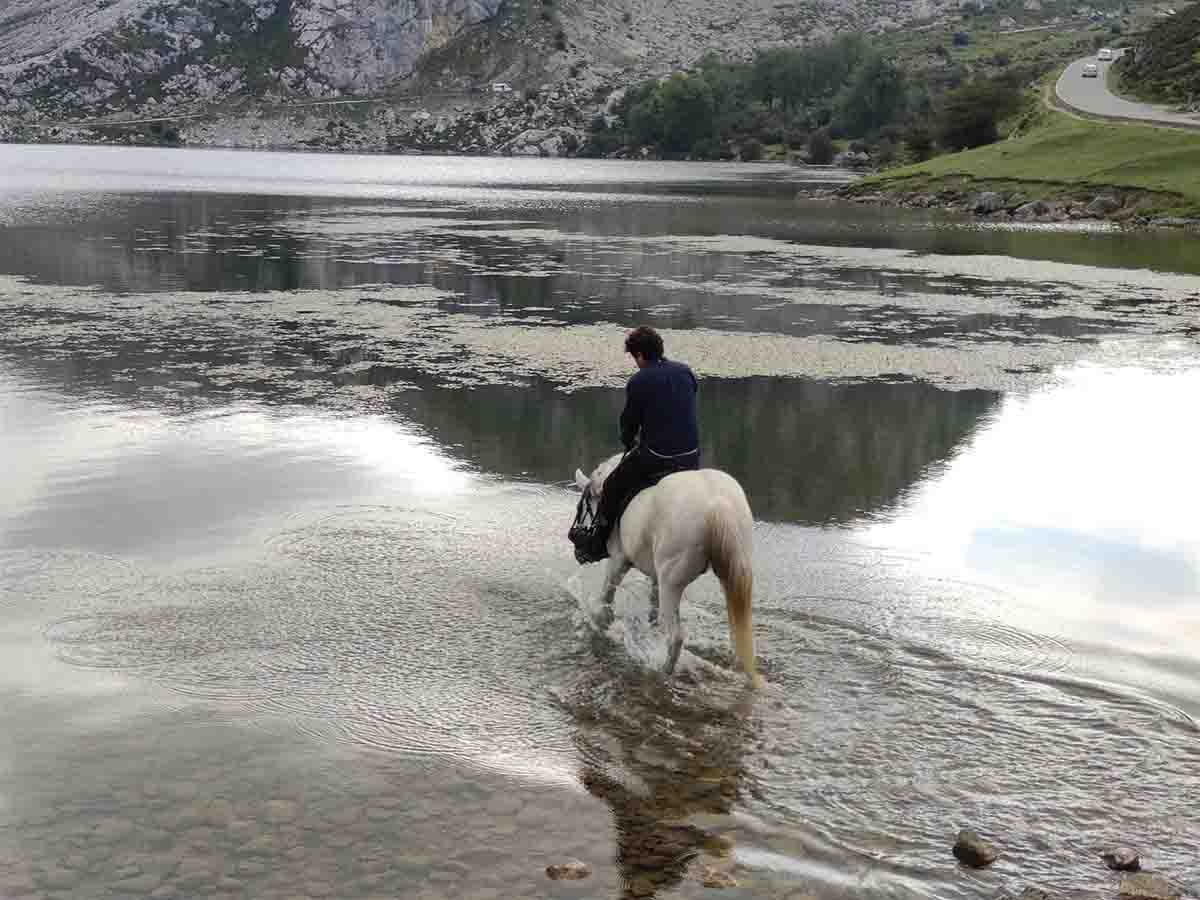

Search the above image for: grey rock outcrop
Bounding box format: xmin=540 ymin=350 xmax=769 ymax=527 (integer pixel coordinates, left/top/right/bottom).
xmin=1085 ymin=194 xmax=1122 ymax=216
xmin=0 ymin=0 xmax=504 ymax=120
xmin=0 ymin=0 xmax=969 ymax=131
xmin=971 ymin=191 xmax=1006 ymax=214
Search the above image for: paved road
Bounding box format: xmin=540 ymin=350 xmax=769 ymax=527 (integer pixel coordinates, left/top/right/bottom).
xmin=1056 ymin=52 xmax=1200 ymax=129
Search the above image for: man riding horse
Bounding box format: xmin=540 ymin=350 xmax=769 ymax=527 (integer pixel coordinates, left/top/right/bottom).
xmin=571 ymin=325 xmax=701 ymax=564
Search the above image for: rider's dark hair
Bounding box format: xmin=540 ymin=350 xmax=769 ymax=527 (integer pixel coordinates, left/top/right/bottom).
xmin=625 ymin=325 xmax=664 ymax=361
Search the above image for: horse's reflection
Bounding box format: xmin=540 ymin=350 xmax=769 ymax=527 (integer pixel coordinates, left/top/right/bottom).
xmin=570 ymin=679 xmax=755 ymax=898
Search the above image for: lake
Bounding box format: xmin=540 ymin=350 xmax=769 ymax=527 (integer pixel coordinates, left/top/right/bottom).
xmin=1 ymin=143 xmax=1198 ymax=900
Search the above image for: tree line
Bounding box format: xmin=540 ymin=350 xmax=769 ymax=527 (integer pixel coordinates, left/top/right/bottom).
xmin=585 ymin=36 xmax=1029 ymax=165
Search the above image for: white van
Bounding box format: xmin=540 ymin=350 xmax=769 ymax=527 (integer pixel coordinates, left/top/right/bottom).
xmin=1097 ymin=48 xmax=1114 ymax=60
xmin=491 ymin=82 xmax=514 ymax=94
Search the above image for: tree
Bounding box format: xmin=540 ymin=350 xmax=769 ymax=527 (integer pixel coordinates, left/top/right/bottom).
xmin=937 ymin=78 xmax=1022 ymax=150
xmin=740 ymin=138 xmax=764 ymax=161
xmin=833 ymin=54 xmax=908 ymax=137
xmin=904 ymin=121 xmax=935 ymax=160
xmin=656 ymin=74 xmax=716 ymax=153
xmin=808 ymin=128 xmax=834 ymax=164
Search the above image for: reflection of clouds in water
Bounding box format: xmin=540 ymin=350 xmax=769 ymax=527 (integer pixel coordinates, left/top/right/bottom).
xmin=864 ymin=351 xmax=1200 ymax=654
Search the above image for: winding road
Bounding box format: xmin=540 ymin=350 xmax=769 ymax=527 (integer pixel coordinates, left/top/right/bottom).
xmin=1056 ymin=52 xmax=1200 ymax=129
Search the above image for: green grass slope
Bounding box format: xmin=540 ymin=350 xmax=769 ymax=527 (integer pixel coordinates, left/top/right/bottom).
xmin=866 ymin=104 xmax=1200 ymax=212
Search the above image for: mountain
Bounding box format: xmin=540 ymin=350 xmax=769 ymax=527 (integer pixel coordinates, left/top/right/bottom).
xmin=0 ymin=0 xmax=957 ymax=123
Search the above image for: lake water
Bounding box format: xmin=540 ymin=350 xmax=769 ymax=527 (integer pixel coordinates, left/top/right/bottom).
xmin=1 ymin=143 xmax=1199 ymax=900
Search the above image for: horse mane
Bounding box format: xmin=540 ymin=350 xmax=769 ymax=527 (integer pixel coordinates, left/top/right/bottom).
xmin=591 ymin=452 xmax=625 ymax=489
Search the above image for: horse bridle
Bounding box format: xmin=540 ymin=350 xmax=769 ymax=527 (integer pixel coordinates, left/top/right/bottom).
xmin=569 ymin=482 xmax=597 ymax=536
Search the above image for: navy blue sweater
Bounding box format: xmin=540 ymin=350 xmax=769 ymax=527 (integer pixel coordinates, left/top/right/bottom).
xmin=619 ymin=358 xmax=699 ymax=458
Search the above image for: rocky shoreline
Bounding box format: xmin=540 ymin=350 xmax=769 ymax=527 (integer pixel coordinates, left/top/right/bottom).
xmin=0 ymin=80 xmax=604 ymax=158
xmin=826 ymin=180 xmax=1200 ymax=231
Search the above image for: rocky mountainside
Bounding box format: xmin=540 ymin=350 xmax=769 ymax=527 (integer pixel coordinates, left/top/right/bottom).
xmin=0 ymin=0 xmax=963 ymax=125
xmin=1116 ymin=3 xmax=1200 ymax=107
xmin=0 ymin=0 xmax=507 ymax=119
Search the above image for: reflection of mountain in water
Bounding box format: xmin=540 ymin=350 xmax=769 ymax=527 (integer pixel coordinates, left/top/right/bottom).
xmin=387 ymin=374 xmax=1000 ymax=526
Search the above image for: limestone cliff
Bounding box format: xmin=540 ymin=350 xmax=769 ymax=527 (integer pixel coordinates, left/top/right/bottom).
xmin=0 ymin=0 xmax=505 ymax=119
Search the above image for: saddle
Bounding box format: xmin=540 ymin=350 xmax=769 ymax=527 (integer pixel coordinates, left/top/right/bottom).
xmin=568 ymin=452 xmax=695 ymax=565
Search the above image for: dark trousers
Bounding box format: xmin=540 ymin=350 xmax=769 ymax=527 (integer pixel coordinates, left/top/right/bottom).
xmin=596 ymin=449 xmax=699 ymax=533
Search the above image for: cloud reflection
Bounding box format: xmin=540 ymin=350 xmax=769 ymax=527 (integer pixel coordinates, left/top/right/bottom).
xmin=866 ymin=348 xmax=1200 ymax=652
xmin=0 ymin=370 xmax=471 ymax=556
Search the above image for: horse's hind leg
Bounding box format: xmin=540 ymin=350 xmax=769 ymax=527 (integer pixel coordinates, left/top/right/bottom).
xmin=658 ymin=582 xmax=685 ymax=674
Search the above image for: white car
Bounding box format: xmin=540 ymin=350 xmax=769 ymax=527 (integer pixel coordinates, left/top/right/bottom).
xmin=1097 ymin=48 xmax=1114 ymax=61
xmin=1082 ymin=63 xmax=1099 ymax=77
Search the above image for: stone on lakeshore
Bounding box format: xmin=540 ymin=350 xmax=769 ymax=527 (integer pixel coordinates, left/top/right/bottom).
xmin=971 ymin=192 xmax=1006 ymax=214
xmin=545 ymin=859 xmax=592 ymax=880
xmin=1085 ymin=194 xmax=1122 ymax=217
xmin=953 ymin=829 xmax=998 ymax=867
xmin=1119 ymin=873 xmax=1178 ymax=900
xmin=1102 ymin=847 xmax=1141 ymax=872
xmin=1013 ymin=200 xmax=1045 ymax=220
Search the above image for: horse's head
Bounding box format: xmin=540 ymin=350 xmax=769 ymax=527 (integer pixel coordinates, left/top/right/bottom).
xmin=573 ymin=453 xmax=624 ymax=503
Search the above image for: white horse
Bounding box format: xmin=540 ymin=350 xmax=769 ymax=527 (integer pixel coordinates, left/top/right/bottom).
xmin=573 ymin=454 xmax=759 ymax=685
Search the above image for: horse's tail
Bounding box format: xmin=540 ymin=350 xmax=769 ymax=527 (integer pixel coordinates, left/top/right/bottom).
xmin=704 ymin=503 xmax=758 ymax=686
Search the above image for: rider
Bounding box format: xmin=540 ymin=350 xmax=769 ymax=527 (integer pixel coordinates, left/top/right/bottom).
xmin=573 ymin=325 xmax=700 ymax=563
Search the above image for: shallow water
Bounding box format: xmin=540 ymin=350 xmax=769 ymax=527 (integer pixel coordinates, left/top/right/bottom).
xmin=1 ymin=144 xmax=1199 ymax=900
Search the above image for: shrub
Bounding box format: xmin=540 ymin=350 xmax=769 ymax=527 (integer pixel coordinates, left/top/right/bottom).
xmin=740 ymin=138 xmax=764 ymax=160
xmin=873 ymin=137 xmax=898 ymax=167
xmin=903 ymin=121 xmax=934 ymax=160
xmin=784 ymin=127 xmax=808 ymax=149
xmin=937 ymin=77 xmax=1022 ymax=150
xmin=807 ymin=128 xmax=834 ymax=163
xmin=690 ymin=136 xmax=721 ymax=159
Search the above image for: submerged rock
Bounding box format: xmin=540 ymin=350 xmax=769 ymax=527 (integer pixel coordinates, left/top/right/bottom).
xmin=1118 ymin=873 xmax=1178 ymax=900
xmin=686 ymin=857 xmax=738 ymax=889
xmin=953 ymin=829 xmax=998 ymax=868
xmin=699 ymin=865 xmax=737 ymax=888
xmin=998 ymin=888 xmax=1059 ymax=900
xmin=545 ymin=859 xmax=592 ymax=880
xmin=1102 ymin=847 xmax=1141 ymax=872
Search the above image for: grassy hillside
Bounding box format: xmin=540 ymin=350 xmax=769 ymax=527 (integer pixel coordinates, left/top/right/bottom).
xmin=862 ymin=102 xmax=1200 ymax=213
xmin=1115 ymin=4 xmax=1200 ymax=104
